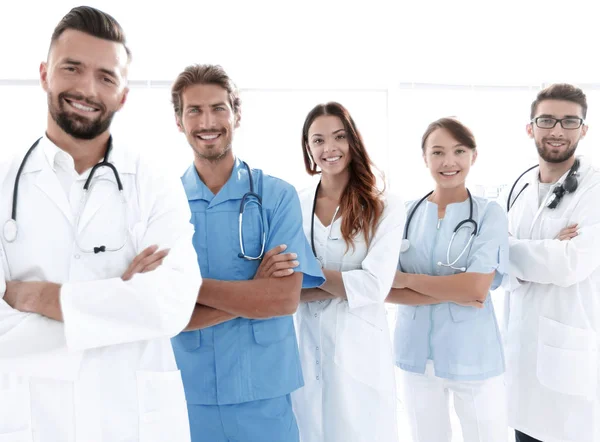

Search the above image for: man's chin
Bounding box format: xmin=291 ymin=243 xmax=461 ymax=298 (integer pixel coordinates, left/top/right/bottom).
xmin=541 ymin=153 xmax=574 ymax=164
xmin=194 ymin=148 xmax=230 ymax=163
xmin=67 ymin=113 xmax=99 ymax=125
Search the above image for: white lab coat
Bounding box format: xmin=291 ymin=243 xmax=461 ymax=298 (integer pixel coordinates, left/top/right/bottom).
xmin=505 ymin=156 xmax=600 ymax=442
xmin=0 ymin=137 xmax=201 ymax=442
xmin=292 ymin=186 xmax=404 ymax=442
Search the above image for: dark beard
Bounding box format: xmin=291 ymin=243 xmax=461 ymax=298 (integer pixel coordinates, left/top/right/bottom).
xmin=49 ymin=92 xmax=115 ymax=140
xmin=536 ymin=140 xmax=578 ymax=164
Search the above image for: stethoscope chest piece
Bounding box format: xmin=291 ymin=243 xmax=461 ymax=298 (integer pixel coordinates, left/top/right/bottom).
xmin=3 ymin=219 xmax=17 ymax=243
xmin=400 ymin=239 xmax=410 ymax=253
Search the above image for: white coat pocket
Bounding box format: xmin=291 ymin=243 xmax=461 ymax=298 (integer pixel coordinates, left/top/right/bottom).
xmin=136 ymin=370 xmax=190 ymax=442
xmin=536 ymin=316 xmax=597 ymax=400
xmin=334 ymin=303 xmax=389 ymax=391
xmin=0 ymin=375 xmax=32 ymax=441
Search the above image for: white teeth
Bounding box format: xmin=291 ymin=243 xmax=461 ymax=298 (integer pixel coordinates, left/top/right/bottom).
xmin=441 ymin=171 xmax=459 ymax=176
xmin=324 ymin=156 xmax=341 ymax=162
xmin=199 ymin=134 xmax=219 ymax=140
xmin=70 ymin=101 xmax=96 ymax=112
xmin=549 ymin=142 xmax=563 ymax=147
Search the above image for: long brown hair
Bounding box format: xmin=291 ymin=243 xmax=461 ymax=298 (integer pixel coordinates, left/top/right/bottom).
xmin=302 ymin=102 xmax=384 ymax=249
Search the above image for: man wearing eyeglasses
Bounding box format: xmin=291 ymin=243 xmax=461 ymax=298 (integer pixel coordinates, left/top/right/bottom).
xmin=505 ymin=83 xmax=600 ymax=442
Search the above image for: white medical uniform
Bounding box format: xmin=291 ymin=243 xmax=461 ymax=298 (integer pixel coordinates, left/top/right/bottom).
xmin=0 ymin=136 xmax=201 ymax=442
xmin=292 ymin=185 xmax=405 ymax=442
xmin=506 ymin=156 xmax=600 ymax=442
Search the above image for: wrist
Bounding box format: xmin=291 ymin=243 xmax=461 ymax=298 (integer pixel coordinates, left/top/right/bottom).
xmin=395 ymin=271 xmax=413 ymax=290
xmin=403 ymin=272 xmax=414 ymax=290
xmin=37 ymin=282 xmax=61 ymax=314
xmin=20 ymin=282 xmax=42 ymax=313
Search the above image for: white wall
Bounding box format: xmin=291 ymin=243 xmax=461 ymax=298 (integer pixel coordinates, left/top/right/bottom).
xmin=2 ymin=0 xmax=600 ymax=197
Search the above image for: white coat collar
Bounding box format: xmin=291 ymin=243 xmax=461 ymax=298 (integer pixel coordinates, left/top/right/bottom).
xmin=20 ymin=135 xmax=137 ymax=178
xmin=16 ymin=135 xmax=137 ymax=227
xmin=523 ymin=155 xmax=590 ymax=188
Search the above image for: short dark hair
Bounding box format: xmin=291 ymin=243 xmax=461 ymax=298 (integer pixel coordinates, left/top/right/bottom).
xmin=530 ymin=83 xmax=587 ymax=119
xmin=421 ymin=117 xmax=476 ymax=151
xmin=50 ymin=6 xmax=131 ymax=61
xmin=171 ymin=64 xmax=241 ymax=118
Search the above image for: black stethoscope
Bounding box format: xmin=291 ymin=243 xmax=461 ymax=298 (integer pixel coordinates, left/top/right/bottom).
xmin=506 ymin=159 xmax=580 ymax=212
xmin=237 ymin=161 xmax=266 ymax=260
xmin=310 ymin=181 xmax=340 ymax=267
xmin=3 ymin=136 xmax=126 ymax=254
xmin=401 ymin=189 xmax=478 ymax=272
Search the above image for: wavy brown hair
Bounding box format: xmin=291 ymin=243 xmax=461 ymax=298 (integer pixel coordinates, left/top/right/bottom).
xmin=302 ymin=102 xmax=384 ymax=250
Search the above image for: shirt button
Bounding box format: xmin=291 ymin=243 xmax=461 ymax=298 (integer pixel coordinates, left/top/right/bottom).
xmin=316 ymin=360 xmax=319 ymax=365
xmin=314 ymin=313 xmax=318 ymax=318
xmin=316 ymin=375 xmax=320 ymax=380
xmin=316 ymin=346 xmax=319 ymax=351
xmin=74 ymin=254 xmax=81 ymax=259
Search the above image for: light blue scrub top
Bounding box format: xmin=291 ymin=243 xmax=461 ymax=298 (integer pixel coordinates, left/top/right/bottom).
xmin=173 ymin=158 xmax=325 ymax=405
xmin=394 ymin=195 xmax=508 ymax=381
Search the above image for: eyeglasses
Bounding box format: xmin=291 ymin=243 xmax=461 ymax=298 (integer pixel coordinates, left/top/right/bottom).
xmin=531 ymin=117 xmax=584 ymax=130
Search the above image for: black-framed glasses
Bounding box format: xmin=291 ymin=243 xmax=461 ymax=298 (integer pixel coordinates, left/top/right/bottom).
xmin=531 ymin=117 xmax=584 ymax=130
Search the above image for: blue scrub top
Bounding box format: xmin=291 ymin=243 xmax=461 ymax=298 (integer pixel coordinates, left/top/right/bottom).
xmin=394 ymin=195 xmax=508 ymax=381
xmin=173 ymin=158 xmax=324 ymax=405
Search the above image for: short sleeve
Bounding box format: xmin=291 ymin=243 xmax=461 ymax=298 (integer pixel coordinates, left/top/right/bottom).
xmin=466 ymin=201 xmax=509 ymax=290
xmin=266 ymin=182 xmax=325 ymax=288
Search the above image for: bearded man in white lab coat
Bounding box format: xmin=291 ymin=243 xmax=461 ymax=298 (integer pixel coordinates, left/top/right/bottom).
xmin=506 ymin=83 xmax=600 ymax=442
xmin=0 ymin=6 xmax=201 ymax=442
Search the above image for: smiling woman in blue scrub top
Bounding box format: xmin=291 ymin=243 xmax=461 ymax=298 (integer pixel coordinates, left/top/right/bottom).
xmin=169 ymin=64 xmax=324 ymax=442
xmin=387 ymin=118 xmax=508 ymax=442
xmin=292 ymin=102 xmax=405 ymax=442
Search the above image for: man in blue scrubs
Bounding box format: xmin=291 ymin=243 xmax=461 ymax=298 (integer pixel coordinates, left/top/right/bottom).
xmin=170 ymin=64 xmax=324 ymax=442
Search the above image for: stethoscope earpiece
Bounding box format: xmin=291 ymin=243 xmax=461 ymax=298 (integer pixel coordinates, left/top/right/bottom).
xmin=437 ymin=261 xmax=466 ymax=272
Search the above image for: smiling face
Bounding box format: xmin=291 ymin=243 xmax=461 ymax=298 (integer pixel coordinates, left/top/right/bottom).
xmin=423 ymin=128 xmax=477 ymax=189
xmin=306 ymin=115 xmax=351 ymax=178
xmin=177 ymin=83 xmax=239 ymax=163
xmin=40 ymin=29 xmax=129 ymax=140
xmin=528 ymin=99 xmax=588 ymax=164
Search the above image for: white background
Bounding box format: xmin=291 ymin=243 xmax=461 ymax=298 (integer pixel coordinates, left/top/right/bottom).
xmin=2 ymin=0 xmax=600 ymax=440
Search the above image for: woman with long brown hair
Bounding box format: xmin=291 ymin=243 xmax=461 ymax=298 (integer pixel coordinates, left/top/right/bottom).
xmin=291 ymin=102 xmax=405 ymax=442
